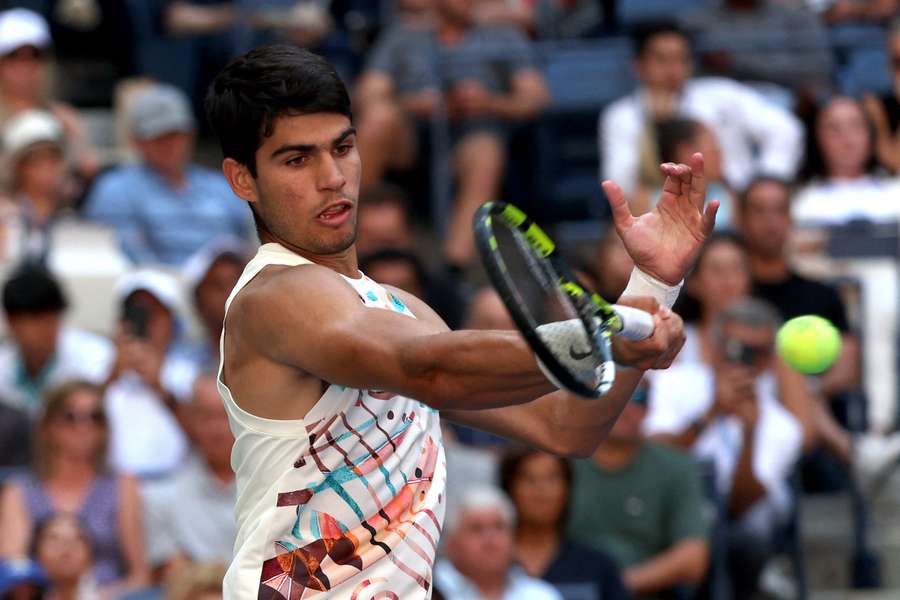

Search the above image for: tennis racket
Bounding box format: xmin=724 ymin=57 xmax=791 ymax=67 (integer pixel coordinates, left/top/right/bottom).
xmin=473 ymin=201 xmax=655 ymax=398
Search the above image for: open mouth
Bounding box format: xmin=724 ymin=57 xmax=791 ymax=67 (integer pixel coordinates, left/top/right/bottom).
xmin=317 ymin=201 xmax=353 ymax=225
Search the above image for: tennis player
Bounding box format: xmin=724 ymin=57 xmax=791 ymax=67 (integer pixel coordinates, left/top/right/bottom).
xmin=205 ymin=45 xmax=716 ymax=599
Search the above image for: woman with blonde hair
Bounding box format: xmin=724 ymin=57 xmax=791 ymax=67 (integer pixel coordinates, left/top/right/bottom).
xmin=0 ymin=380 xmax=149 ymax=593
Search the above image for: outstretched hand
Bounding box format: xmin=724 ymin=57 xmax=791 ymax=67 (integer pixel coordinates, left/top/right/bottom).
xmin=603 ymin=153 xmax=718 ymax=285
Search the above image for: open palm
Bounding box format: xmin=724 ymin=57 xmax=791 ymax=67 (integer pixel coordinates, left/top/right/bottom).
xmin=603 ymin=153 xmax=718 ymax=285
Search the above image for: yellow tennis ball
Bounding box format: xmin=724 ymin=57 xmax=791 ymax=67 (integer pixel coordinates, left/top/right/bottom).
xmin=776 ymin=315 xmax=842 ymax=375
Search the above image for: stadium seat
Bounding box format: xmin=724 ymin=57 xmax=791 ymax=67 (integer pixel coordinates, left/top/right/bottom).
xmin=617 ymin=0 xmax=711 ymax=28
xmin=529 ymin=39 xmax=635 ymax=221
xmin=837 ymin=48 xmax=892 ymax=97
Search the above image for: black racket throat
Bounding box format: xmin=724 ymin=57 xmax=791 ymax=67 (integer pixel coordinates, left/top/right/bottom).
xmin=473 ymin=201 xmax=617 ymax=398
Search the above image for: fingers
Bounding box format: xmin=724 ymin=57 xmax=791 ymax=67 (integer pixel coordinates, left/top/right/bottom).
xmin=688 ymin=153 xmax=706 ymax=212
xmin=702 ymin=199 xmax=720 ymax=235
xmin=602 ymin=180 xmax=634 ymax=231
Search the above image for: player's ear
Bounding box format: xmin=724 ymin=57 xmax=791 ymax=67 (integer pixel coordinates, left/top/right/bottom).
xmin=223 ymin=158 xmax=259 ymax=204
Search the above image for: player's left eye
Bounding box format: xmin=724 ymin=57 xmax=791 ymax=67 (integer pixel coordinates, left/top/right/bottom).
xmin=334 ymin=143 xmax=353 ymax=156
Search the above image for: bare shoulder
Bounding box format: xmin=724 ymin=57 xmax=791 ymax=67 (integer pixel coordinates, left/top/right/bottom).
xmin=382 ymin=285 xmax=449 ymax=332
xmin=233 ymin=262 xmax=359 ymax=321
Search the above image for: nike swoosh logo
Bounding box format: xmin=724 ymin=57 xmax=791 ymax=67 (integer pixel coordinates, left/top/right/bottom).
xmin=569 ymin=346 xmax=592 ymax=360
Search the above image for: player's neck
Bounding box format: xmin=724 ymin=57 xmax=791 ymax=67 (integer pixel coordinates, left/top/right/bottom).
xmin=261 ymin=233 xmax=360 ymax=279
xmin=748 ymin=252 xmax=789 ymax=283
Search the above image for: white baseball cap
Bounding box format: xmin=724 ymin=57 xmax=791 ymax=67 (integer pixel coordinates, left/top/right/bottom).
xmin=115 ymin=269 xmax=183 ymax=315
xmin=0 ymin=9 xmax=51 ymax=57
xmin=2 ymin=110 xmax=63 ymax=159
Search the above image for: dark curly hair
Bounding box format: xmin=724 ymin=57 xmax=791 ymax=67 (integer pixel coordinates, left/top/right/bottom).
xmin=205 ymin=44 xmax=352 ymax=178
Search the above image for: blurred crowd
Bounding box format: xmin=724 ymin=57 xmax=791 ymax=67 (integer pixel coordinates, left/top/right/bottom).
xmin=0 ymin=0 xmax=898 ymax=598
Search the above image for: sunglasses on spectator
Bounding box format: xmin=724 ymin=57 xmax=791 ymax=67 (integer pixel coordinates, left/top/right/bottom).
xmin=59 ymin=409 xmax=104 ymax=426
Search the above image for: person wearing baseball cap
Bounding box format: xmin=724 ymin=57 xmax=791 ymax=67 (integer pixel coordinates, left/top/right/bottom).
xmin=0 ymin=8 xmax=98 ymax=181
xmin=84 ymin=83 xmax=252 ymax=266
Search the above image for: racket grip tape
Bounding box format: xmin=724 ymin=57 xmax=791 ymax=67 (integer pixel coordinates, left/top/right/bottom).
xmin=611 ymin=305 xmax=655 ymax=341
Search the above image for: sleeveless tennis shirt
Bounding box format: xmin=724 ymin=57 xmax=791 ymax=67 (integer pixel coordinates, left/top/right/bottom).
xmin=218 ymin=242 xmax=446 ymax=599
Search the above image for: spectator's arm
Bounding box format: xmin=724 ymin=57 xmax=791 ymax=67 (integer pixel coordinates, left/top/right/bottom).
xmin=118 ymin=475 xmax=150 ymax=587
xmin=820 ymin=333 xmax=860 ymax=397
xmin=0 ymin=483 xmax=30 ymax=558
xmin=356 ymin=72 xmax=438 ymax=119
xmin=50 ymin=102 xmax=101 ymax=181
xmin=487 ymin=69 xmax=550 ymax=120
xmin=824 ymin=0 xmax=898 ymax=22
xmin=729 ymin=420 xmax=768 ymax=517
xmin=731 ymin=83 xmax=804 ymax=180
xmin=775 ymin=358 xmax=818 ymax=451
xmin=165 ymin=1 xmax=236 ymax=35
xmin=623 ymin=538 xmax=709 ymax=595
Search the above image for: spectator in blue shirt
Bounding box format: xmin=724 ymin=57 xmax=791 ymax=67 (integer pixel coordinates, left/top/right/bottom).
xmin=84 ymin=83 xmax=252 ymax=266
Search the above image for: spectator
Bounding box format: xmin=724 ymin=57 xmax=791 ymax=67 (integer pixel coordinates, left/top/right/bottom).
xmin=0 ymin=110 xmax=75 ymax=265
xmin=863 ymin=18 xmax=900 ymax=174
xmin=600 ymin=22 xmax=803 ymax=198
xmin=142 ymin=374 xmax=236 ymax=580
xmin=355 ymin=0 xmax=549 ymax=268
xmin=434 ymin=485 xmax=563 ymax=600
xmin=164 ymin=562 xmax=226 ymax=600
xmin=0 ymin=558 xmax=47 ymax=599
xmin=103 ymin=269 xmax=192 ymax=478
xmin=646 ymin=236 xmax=810 ymax=598
xmin=680 ymin=0 xmax=832 ymax=92
xmin=355 ymin=183 xmax=415 ymax=258
xmin=500 ymin=448 xmax=631 ymax=600
xmin=793 ymin=95 xmax=900 ymax=226
xmin=31 ymin=513 xmax=99 ymax=600
xmin=0 ymin=9 xmax=98 ymax=183
xmin=181 ymin=237 xmax=249 ymax=372
xmin=0 ymin=265 xmax=112 ymax=418
xmin=473 ymin=0 xmax=605 ymax=38
xmin=632 ymin=117 xmax=734 ymax=227
xmin=84 ymin=83 xmax=251 ymax=265
xmin=567 ymin=387 xmax=708 ymax=599
xmin=0 ymin=381 xmax=149 ymax=592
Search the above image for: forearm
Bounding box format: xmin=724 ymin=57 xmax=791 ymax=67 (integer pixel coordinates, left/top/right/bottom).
xmin=445 ymin=366 xmax=644 ymax=457
xmin=728 ymin=429 xmax=767 ymax=517
xmin=623 ymin=538 xmax=709 ymax=595
xmin=487 ymin=92 xmax=546 ymax=120
xmin=399 ymin=329 xmax=554 ymax=410
xmin=819 ymin=337 xmax=860 ymax=396
xmin=166 ymin=2 xmax=236 ymax=35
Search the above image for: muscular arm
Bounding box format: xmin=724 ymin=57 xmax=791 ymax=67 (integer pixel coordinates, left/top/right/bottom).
xmin=234 ymin=266 xmax=554 ymax=412
xmin=393 ymin=288 xmax=681 ymax=457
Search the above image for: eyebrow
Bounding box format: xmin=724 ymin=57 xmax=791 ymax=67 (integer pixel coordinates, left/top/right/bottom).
xmin=270 ymin=126 xmax=357 ymax=159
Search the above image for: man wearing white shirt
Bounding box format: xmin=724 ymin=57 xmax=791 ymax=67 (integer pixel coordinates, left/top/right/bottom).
xmin=645 ymin=298 xmax=803 ymax=600
xmin=0 ymin=266 xmax=113 ymax=417
xmin=600 ymin=22 xmax=803 ymax=198
xmin=103 ymin=269 xmax=195 ymax=477
xmin=434 ymin=486 xmax=562 ymax=600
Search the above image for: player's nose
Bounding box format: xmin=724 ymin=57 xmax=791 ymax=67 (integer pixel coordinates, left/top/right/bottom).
xmin=317 ymin=153 xmax=346 ymax=191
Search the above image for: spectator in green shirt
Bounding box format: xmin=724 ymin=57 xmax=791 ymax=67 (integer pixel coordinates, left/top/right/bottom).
xmin=567 ymin=387 xmax=709 ymax=599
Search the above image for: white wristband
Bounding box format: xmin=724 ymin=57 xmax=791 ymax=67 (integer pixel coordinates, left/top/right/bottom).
xmin=621 ymin=268 xmax=683 ymax=309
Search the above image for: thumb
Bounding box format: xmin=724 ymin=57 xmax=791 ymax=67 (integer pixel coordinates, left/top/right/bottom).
xmin=602 ymin=180 xmax=634 ymax=232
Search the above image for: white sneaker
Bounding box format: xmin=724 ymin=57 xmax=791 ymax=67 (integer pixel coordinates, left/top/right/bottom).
xmin=852 ymin=433 xmax=900 ymax=497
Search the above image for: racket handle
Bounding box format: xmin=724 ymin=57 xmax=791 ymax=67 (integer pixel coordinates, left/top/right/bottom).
xmin=611 ymin=304 xmax=655 ymax=341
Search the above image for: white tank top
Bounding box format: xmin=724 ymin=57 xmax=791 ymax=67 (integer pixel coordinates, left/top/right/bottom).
xmin=217 ymin=242 xmax=446 ymax=599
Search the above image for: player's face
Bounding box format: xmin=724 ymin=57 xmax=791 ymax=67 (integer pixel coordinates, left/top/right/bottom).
xmin=740 ymin=181 xmax=791 ymax=259
xmin=691 ymin=240 xmax=750 ymax=316
xmin=637 ymin=33 xmax=691 ymax=93
xmin=251 ymin=112 xmax=361 ymax=256
xmin=508 ymin=453 xmax=568 ymax=528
